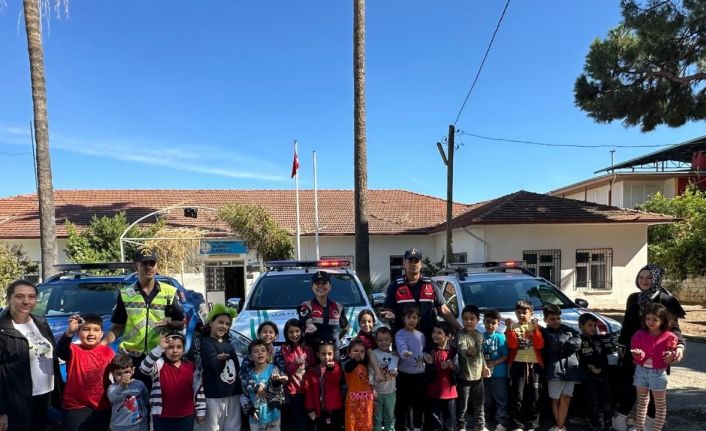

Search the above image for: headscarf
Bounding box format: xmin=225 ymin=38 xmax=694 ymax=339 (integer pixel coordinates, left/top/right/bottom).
xmin=635 ymin=264 xmax=666 ymax=307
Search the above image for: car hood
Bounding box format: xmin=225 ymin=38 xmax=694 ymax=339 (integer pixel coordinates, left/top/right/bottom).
xmin=231 ymin=306 xmax=369 ymax=343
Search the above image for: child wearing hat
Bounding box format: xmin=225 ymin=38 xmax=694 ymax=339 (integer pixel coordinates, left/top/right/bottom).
xmin=200 ymin=304 xmax=242 ymax=431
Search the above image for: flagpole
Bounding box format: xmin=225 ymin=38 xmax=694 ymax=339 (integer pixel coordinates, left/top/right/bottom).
xmin=294 ymin=140 xmax=301 ymax=260
xmin=313 ymin=150 xmax=320 ymax=260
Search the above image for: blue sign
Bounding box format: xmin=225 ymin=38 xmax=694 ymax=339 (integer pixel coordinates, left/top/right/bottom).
xmin=200 ymin=240 xmax=248 ymax=255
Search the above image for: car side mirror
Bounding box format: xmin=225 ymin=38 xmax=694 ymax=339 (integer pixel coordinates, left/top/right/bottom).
xmin=575 ymin=298 xmax=589 ymax=309
xmin=227 ymin=297 xmax=243 ymax=312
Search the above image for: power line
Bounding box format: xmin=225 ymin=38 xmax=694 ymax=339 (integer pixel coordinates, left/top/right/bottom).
xmin=457 ymin=131 xmax=675 ymax=148
xmin=453 ymin=0 xmax=511 ymax=126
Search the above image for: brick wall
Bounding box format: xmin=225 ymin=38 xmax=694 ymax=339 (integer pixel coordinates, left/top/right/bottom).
xmin=668 ymin=276 xmax=706 ymax=305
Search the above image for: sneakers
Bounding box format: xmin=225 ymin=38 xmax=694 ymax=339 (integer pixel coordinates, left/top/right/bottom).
xmin=612 ymin=413 xmax=628 ymax=431
xmin=494 ymin=425 xmax=507 ymax=431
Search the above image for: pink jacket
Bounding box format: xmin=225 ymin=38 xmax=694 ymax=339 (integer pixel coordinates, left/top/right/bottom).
xmin=630 ymin=329 xmax=678 ymax=370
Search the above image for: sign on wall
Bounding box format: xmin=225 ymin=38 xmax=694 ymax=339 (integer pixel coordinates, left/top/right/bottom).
xmin=199 ymin=240 xmax=248 ymax=255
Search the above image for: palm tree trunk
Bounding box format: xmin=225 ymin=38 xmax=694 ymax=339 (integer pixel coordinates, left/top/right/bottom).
xmin=24 ymin=0 xmax=58 ymax=280
xmin=353 ymin=0 xmax=370 ymax=282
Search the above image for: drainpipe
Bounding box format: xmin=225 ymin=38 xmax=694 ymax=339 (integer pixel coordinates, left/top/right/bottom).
xmin=462 ymin=227 xmax=489 ymax=260
xmin=608 ymin=174 xmax=617 ymax=206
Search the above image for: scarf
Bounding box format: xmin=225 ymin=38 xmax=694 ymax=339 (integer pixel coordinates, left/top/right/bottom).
xmin=635 ymin=263 xmax=665 ymax=307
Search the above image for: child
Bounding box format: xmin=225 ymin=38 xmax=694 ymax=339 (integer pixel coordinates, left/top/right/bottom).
xmin=242 ymin=339 xmax=287 ymax=431
xmin=578 ymin=313 xmax=613 ymax=431
xmin=355 ymin=309 xmax=384 ymax=381
xmin=394 ymin=306 xmax=426 ymax=431
xmin=343 ymin=339 xmax=375 ymax=431
xmin=57 ymin=313 xmax=115 ymax=431
xmin=541 ymin=304 xmax=583 ymax=431
xmin=423 ymin=322 xmax=458 ymax=431
xmin=140 ymin=332 xmax=206 ymax=431
xmin=200 ymin=304 xmax=242 ymax=431
xmin=505 ymin=299 xmax=544 ymax=431
xmin=371 ymin=327 xmax=398 ymax=431
xmin=107 ymin=354 xmax=150 ymax=431
xmin=482 ymin=309 xmax=509 ymax=431
xmin=303 ymin=339 xmax=344 ymax=431
xmin=630 ymin=303 xmax=678 ymax=431
xmin=281 ymin=318 xmax=316 ymax=431
xmin=457 ymin=304 xmax=491 ymax=431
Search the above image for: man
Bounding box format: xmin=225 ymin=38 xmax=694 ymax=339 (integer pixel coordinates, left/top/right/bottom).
xmin=103 ymin=249 xmax=185 ymax=386
xmin=380 ymin=248 xmax=462 ymax=337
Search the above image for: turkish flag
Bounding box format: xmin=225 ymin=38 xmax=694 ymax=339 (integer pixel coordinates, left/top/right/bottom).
xmin=291 ymin=149 xmax=299 ymax=178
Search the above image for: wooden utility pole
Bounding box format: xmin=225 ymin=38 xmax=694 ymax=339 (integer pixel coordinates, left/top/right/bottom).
xmin=445 ymin=125 xmax=455 ymax=265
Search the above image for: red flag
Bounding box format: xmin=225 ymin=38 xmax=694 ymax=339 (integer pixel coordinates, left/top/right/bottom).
xmin=291 ymin=149 xmax=299 ymax=178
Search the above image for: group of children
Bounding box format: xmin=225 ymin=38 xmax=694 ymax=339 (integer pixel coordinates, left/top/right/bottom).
xmin=57 ymin=299 xmax=678 ymax=431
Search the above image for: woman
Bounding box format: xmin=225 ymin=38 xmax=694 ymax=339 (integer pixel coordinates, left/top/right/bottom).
xmin=613 ymin=264 xmax=686 ymax=431
xmin=0 ymin=279 xmax=62 ymax=431
xmin=296 ymin=270 xmax=349 ymax=347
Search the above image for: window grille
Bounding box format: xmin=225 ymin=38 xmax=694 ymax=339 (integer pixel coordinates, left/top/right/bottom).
xmin=523 ymin=249 xmax=561 ymax=286
xmin=574 ymin=248 xmax=613 ymax=290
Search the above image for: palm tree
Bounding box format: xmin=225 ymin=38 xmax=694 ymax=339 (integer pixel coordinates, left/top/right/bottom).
xmin=353 ymin=0 xmax=370 ymax=282
xmin=23 ymin=0 xmax=59 ymax=280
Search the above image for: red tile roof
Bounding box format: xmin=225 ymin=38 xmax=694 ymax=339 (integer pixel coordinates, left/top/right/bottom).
xmin=429 ymin=190 xmax=675 ymax=231
xmin=0 ymin=189 xmax=474 ymax=239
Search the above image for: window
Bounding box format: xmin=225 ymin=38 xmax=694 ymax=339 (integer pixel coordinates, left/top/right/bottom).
xmin=523 ymin=249 xmax=561 ymax=286
xmin=389 ymin=255 xmax=404 ymax=281
xmin=249 ymin=273 xmax=366 ymax=309
xmin=575 ymin=248 xmax=613 ymax=290
xmin=442 ymin=282 xmax=458 ymax=317
xmin=451 ymin=252 xmax=467 ymax=263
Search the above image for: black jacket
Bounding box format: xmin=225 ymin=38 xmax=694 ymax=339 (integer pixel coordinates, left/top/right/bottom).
xmin=617 ymin=291 xmax=686 ymax=349
xmin=578 ymin=334 xmax=610 ymax=379
xmin=542 ymin=324 xmax=584 ymax=382
xmin=0 ymin=309 xmax=63 ymax=428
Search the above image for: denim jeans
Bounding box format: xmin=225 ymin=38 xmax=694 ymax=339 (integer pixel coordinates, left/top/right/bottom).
xmin=427 ymin=398 xmax=455 ymax=431
xmin=484 ymin=377 xmax=509 ymax=427
xmin=456 ymin=378 xmax=485 ymax=430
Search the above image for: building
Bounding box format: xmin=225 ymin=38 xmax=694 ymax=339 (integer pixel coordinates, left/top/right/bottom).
xmin=0 ymin=188 xmax=673 ymax=307
xmin=550 ymin=135 xmax=706 ymax=208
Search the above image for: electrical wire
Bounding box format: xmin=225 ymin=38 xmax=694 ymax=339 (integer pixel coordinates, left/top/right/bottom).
xmin=457 ymin=131 xmax=674 ymax=148
xmin=453 ymin=0 xmax=511 ymax=126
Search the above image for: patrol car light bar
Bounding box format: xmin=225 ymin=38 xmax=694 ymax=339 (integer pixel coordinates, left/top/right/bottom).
xmin=264 ymin=259 xmax=351 ymax=270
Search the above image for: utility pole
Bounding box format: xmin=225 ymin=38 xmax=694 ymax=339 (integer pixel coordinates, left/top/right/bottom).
xmin=437 ymin=125 xmax=455 ymax=266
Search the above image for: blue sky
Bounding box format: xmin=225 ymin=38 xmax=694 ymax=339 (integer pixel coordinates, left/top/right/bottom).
xmin=1 ymin=0 xmax=704 ymax=204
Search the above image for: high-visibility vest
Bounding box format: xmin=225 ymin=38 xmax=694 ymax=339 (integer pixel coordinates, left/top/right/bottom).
xmin=119 ymin=281 xmax=177 ymax=355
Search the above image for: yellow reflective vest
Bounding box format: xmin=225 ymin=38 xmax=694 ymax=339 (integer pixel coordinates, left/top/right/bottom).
xmin=119 ymin=281 xmax=177 ymax=355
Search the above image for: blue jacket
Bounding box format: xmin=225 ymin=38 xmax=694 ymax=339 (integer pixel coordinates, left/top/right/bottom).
xmin=541 ymin=324 xmax=584 ymax=382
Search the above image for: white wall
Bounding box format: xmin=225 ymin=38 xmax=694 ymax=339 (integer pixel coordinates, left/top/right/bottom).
xmin=478 ymin=224 xmax=648 ymax=308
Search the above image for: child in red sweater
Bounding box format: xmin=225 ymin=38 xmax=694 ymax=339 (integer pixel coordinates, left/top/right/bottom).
xmin=303 ymin=339 xmax=344 ymax=431
xmin=57 ymin=313 xmax=115 ymax=431
xmin=281 ymin=318 xmax=316 ymax=431
xmin=423 ymin=322 xmax=458 ymax=431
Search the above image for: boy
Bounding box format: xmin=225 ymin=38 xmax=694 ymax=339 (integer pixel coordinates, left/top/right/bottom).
xmin=482 ymin=309 xmax=509 ymax=431
xmin=107 ymin=354 xmax=150 ymax=431
xmin=457 ymin=304 xmax=491 ymax=431
xmin=371 ymin=327 xmax=399 ymax=431
xmin=504 ymin=300 xmax=544 ymax=431
xmin=424 ymin=322 xmax=458 ymax=431
xmin=541 ymin=304 xmax=583 ymax=431
xmin=242 ymin=339 xmax=286 ymax=431
xmin=303 ymin=339 xmax=344 ymax=431
xmin=578 ymin=313 xmax=612 ymax=431
xmin=56 ymin=313 xmax=115 ymax=431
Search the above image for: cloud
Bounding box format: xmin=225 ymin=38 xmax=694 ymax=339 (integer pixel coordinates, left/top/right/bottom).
xmin=0 ymin=125 xmax=287 ymax=181
xmin=395 ymin=171 xmax=429 ymax=187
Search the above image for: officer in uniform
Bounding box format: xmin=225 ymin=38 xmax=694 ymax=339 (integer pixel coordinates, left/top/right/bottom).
xmin=103 ymin=249 xmax=185 ymax=388
xmin=297 ymin=270 xmax=349 ymax=346
xmin=380 ymin=248 xmax=462 ymax=338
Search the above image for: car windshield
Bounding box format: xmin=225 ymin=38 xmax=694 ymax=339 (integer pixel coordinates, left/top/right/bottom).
xmin=248 ymin=273 xmax=366 ymax=310
xmin=459 ymin=278 xmax=573 ymax=312
xmin=36 ymin=282 xmax=121 ymax=317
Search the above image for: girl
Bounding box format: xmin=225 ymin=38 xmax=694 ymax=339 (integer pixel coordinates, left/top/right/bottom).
xmin=200 ymin=304 xmax=242 ymax=431
xmin=423 ymin=322 xmax=458 ymax=431
xmin=140 ymin=332 xmax=206 ymax=431
xmin=303 ymin=339 xmax=344 ymax=431
xmin=394 ymin=307 xmax=426 ymax=431
xmin=630 ymin=303 xmax=679 ymax=431
xmin=281 ymin=319 xmax=316 ymax=431
xmin=343 ymin=339 xmax=375 ymax=431
xmin=240 ymin=321 xmax=287 ymax=416
xmin=355 ymin=309 xmax=384 ymax=380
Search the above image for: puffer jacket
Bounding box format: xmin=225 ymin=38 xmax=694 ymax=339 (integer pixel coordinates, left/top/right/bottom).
xmin=541 ymin=323 xmax=584 ymax=382
xmin=0 ymin=309 xmax=63 ymax=428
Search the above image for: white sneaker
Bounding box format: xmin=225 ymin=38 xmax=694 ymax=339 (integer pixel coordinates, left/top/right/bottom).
xmin=511 ymin=428 xmax=524 ymax=431
xmin=613 ymin=413 xmax=628 ymax=431
xmin=494 ymin=425 xmax=507 ymax=431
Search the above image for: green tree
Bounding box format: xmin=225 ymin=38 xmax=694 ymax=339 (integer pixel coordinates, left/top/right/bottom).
xmin=0 ymin=243 xmax=39 ymax=306
xmin=637 ymin=188 xmax=706 ymax=279
xmin=574 ymin=0 xmax=706 ymax=131
xmin=65 ymin=212 xmax=164 ymax=265
xmin=218 ymin=204 xmax=293 ymax=262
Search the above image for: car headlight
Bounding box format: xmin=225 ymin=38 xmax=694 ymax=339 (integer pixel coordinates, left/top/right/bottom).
xmin=230 ymin=331 xmax=251 ymax=358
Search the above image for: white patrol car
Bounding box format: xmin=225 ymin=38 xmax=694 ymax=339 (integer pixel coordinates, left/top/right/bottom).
xmin=432 ymin=261 xmax=623 ymax=364
xmin=229 ymin=259 xmax=374 ymax=358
